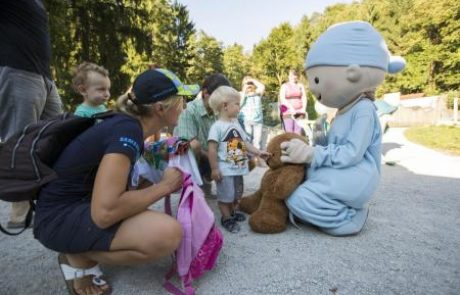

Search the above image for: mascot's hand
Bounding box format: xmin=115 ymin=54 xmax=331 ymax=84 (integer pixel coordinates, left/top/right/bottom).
xmin=280 ymin=138 xmax=314 ymax=164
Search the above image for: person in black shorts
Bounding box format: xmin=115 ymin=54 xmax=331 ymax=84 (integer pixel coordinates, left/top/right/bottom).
xmin=33 ymin=68 xmax=199 ymax=295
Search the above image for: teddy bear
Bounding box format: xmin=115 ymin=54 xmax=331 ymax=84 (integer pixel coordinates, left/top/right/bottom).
xmin=280 ymin=21 xmax=405 ymax=236
xmin=239 ymin=133 xmax=307 ymax=234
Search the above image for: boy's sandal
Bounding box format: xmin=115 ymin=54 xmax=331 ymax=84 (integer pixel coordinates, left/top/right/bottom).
xmin=221 ymin=217 xmax=240 ymax=233
xmin=58 ymin=254 xmax=112 ymax=295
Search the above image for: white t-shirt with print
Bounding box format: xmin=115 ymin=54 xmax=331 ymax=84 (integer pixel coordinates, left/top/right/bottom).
xmin=208 ymin=119 xmax=250 ymax=176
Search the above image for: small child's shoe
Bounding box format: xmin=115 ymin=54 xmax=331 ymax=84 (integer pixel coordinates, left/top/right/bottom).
xmin=221 ymin=217 xmax=240 ymax=233
xmin=231 ymin=210 xmax=246 ymax=222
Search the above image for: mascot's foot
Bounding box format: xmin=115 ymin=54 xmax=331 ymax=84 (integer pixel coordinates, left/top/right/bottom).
xmin=249 ymin=212 xmax=287 ymax=234
xmin=321 ymin=208 xmax=369 ymax=237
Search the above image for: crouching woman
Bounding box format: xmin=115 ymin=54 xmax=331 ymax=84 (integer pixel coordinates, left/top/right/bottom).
xmin=33 ymin=69 xmax=200 ymax=295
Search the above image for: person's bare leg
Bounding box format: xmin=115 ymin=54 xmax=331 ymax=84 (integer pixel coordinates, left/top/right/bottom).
xmin=88 ymin=210 xmax=182 ymax=265
xmin=64 ymin=210 xmax=182 ymax=294
xmin=218 ymin=201 xmax=233 ymax=219
xmin=9 ymin=201 xmax=30 ymax=224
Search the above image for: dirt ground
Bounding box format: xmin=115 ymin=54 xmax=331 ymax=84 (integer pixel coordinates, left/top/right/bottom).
xmin=1 ymin=128 xmax=459 ymax=295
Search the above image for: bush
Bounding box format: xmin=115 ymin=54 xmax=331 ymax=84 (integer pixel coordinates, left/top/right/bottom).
xmin=446 ymin=91 xmax=460 ymax=110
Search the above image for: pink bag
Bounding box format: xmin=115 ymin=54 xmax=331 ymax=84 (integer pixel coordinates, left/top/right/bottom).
xmin=163 ymin=173 xmax=223 ymax=295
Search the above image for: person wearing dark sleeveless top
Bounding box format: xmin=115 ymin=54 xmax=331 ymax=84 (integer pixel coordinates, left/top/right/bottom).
xmin=279 ymin=69 xmax=308 ymax=135
xmin=34 ymin=69 xmax=199 ymax=295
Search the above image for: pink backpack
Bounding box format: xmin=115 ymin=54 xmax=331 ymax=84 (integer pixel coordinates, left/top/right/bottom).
xmin=163 ymin=172 xmax=224 ymax=295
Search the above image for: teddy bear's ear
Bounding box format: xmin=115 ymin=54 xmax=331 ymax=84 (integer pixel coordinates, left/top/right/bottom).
xmin=346 ymin=64 xmax=362 ymax=82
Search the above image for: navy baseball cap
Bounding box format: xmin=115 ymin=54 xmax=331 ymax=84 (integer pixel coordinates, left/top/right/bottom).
xmin=131 ymin=68 xmax=200 ymax=104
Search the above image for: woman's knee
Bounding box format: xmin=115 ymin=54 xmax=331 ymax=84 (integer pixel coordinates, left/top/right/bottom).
xmin=111 ymin=212 xmax=182 ymax=258
xmin=161 ymin=217 xmax=182 ymax=251
xmin=142 ymin=215 xmax=182 ymax=259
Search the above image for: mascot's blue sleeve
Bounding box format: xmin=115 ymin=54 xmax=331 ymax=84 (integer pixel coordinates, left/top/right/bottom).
xmin=311 ymin=100 xmax=381 ymax=169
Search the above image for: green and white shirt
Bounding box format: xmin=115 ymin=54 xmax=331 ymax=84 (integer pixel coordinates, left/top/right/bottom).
xmin=174 ymin=97 xmax=216 ymax=151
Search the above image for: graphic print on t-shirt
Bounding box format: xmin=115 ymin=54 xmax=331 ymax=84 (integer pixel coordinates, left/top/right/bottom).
xmin=222 ymin=128 xmax=248 ymax=168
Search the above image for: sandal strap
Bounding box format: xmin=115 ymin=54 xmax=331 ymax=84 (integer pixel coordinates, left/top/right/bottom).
xmin=60 ymin=263 xmax=104 ymax=281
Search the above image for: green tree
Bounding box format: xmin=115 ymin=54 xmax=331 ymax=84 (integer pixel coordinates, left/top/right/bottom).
xmin=45 ymin=0 xmax=198 ymax=109
xmin=222 ymin=44 xmax=250 ymax=90
xmin=187 ymin=31 xmax=224 ymax=86
xmin=292 ymin=16 xmax=314 ymax=68
xmin=252 ymin=23 xmax=298 ymax=100
xmin=153 ymin=1 xmax=196 ymax=80
xmin=46 ymin=0 xmax=171 ymax=108
xmin=398 ymin=0 xmax=460 ymax=94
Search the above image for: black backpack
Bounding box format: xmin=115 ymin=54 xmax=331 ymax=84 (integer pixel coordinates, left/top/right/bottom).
xmin=0 ymin=111 xmax=114 ymax=235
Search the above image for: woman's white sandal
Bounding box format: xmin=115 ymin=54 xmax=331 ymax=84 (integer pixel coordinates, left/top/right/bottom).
xmin=58 ymin=254 xmax=111 ymax=295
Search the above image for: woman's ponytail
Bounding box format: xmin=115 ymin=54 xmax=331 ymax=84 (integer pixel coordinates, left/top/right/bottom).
xmin=116 ymin=91 xmax=153 ymax=117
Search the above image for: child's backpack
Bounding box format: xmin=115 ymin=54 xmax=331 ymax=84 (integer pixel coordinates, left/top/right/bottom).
xmin=163 ymin=172 xmax=223 ymax=295
xmin=0 ymin=112 xmax=113 ymax=235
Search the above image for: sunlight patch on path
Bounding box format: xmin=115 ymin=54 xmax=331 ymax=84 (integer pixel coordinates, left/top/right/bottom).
xmin=383 ymin=128 xmax=460 ymax=179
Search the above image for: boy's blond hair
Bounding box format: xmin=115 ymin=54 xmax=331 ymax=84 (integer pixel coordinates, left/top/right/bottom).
xmin=208 ymin=86 xmax=240 ymax=115
xmin=71 ymin=62 xmax=109 ymax=92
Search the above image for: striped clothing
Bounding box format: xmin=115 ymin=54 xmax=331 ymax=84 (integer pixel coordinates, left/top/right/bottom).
xmin=174 ymin=97 xmax=216 ymax=151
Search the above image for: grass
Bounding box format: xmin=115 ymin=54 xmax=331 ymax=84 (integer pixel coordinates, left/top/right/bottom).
xmin=404 ymin=125 xmax=460 ymax=155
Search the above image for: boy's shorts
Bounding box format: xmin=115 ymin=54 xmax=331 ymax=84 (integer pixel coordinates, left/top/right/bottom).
xmin=216 ymin=175 xmax=244 ymax=203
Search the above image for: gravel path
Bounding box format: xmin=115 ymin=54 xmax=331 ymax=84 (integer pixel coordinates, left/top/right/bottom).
xmin=1 ymin=128 xmax=459 ymax=295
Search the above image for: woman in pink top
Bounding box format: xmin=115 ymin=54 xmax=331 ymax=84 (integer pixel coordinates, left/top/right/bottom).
xmin=279 ymin=69 xmax=308 ymax=135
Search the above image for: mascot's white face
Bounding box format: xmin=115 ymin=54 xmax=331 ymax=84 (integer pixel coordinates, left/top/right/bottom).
xmin=306 ymin=65 xmax=386 ymax=109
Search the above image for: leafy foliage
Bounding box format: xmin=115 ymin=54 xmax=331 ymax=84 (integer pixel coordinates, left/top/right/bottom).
xmin=186 ymin=31 xmax=224 ymax=86
xmin=45 ymin=0 xmax=459 ymax=112
xmin=222 ymin=44 xmax=250 ymax=90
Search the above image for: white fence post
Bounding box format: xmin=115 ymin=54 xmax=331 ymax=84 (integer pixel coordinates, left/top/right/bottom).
xmin=454 ymin=97 xmax=458 ymax=124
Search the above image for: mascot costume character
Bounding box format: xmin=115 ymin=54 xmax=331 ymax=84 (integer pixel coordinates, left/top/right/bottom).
xmin=280 ymin=21 xmax=405 ymax=236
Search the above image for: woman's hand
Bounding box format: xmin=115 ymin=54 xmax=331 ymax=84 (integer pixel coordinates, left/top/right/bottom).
xmin=160 ymin=168 xmax=183 ymax=194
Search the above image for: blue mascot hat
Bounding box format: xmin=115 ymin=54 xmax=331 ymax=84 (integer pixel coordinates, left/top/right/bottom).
xmin=305 ymin=21 xmax=405 ymax=74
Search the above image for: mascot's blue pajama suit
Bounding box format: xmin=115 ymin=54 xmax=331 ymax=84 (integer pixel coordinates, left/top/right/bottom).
xmin=283 ymin=21 xmax=405 ymax=236
xmin=286 ymin=99 xmax=382 ymax=236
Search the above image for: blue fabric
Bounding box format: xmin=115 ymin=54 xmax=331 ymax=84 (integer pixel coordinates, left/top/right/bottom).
xmin=34 ymin=114 xmax=143 ymax=252
xmin=286 ymin=99 xmax=382 ymax=235
xmin=374 ymin=99 xmax=398 ymax=116
xmin=305 ymin=21 xmax=405 ymax=73
xmin=74 ymin=103 xmax=108 ymax=118
xmin=208 ymin=120 xmax=250 ymax=176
